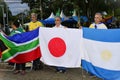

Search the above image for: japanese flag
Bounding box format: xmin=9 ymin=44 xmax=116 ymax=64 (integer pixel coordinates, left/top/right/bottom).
xmin=39 ymin=27 xmax=83 ymax=68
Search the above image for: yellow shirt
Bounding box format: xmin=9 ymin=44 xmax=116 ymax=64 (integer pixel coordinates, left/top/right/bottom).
xmin=29 ymin=21 xmax=43 ymax=31
xmin=89 ymin=23 xmax=107 ymax=29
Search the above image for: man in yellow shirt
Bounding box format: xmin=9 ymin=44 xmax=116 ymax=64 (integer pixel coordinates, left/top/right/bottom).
xmin=29 ymin=13 xmax=44 ymax=70
xmin=29 ymin=13 xmax=44 ymax=31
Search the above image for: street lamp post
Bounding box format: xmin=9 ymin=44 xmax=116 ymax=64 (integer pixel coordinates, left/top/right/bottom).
xmin=0 ymin=5 xmax=5 ymax=28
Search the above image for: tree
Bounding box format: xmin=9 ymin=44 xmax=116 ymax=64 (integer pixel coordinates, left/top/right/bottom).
xmin=21 ymin=0 xmax=120 ymax=20
xmin=0 ymin=1 xmax=11 ymax=25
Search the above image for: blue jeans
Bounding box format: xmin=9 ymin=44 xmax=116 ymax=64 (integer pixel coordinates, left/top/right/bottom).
xmin=56 ymin=67 xmax=66 ymax=71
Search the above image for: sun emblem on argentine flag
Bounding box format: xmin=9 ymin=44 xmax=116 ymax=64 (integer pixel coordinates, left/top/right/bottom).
xmin=101 ymin=50 xmax=112 ymax=61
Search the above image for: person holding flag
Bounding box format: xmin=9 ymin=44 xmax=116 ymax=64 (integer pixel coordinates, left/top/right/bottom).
xmin=53 ymin=16 xmax=67 ymax=73
xmin=89 ymin=12 xmax=107 ymax=29
xmin=88 ymin=12 xmax=107 ymax=76
xmin=29 ymin=13 xmax=44 ymax=30
xmin=9 ymin=20 xmax=26 ymax=75
xmin=29 ymin=13 xmax=44 ymax=70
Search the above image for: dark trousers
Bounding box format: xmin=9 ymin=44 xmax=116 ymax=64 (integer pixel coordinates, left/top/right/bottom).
xmin=33 ymin=57 xmax=43 ymax=70
xmin=56 ymin=67 xmax=66 ymax=71
xmin=16 ymin=63 xmax=26 ymax=70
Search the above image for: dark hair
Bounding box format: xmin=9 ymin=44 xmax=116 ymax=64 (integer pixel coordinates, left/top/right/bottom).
xmin=55 ymin=16 xmax=62 ymax=20
xmin=13 ymin=21 xmax=20 ymax=28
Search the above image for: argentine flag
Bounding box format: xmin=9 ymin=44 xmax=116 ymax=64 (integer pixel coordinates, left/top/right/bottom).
xmin=82 ymin=28 xmax=120 ymax=80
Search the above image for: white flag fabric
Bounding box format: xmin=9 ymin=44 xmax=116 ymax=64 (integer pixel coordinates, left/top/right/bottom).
xmin=39 ymin=27 xmax=83 ymax=68
xmin=82 ymin=28 xmax=120 ymax=80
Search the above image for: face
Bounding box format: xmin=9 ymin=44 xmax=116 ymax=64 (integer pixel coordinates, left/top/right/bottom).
xmin=94 ymin=14 xmax=102 ymax=24
xmin=55 ymin=17 xmax=61 ymax=26
xmin=31 ymin=15 xmax=37 ymax=22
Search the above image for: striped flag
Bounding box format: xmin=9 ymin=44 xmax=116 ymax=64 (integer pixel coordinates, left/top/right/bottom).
xmin=0 ymin=28 xmax=41 ymax=63
xmin=82 ymin=28 xmax=120 ymax=80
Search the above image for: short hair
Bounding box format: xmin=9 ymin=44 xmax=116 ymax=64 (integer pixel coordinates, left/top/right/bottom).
xmin=31 ymin=13 xmax=37 ymax=17
xmin=95 ymin=12 xmax=103 ymax=18
xmin=12 ymin=21 xmax=20 ymax=28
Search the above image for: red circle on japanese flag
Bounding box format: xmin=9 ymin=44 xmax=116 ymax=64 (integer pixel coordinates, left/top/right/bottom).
xmin=48 ymin=37 xmax=66 ymax=57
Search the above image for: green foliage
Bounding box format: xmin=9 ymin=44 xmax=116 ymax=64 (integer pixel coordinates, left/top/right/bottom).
xmin=0 ymin=1 xmax=12 ymax=25
xmin=0 ymin=0 xmax=120 ymax=23
xmin=21 ymin=0 xmax=120 ymax=19
xmin=115 ymin=8 xmax=120 ymax=16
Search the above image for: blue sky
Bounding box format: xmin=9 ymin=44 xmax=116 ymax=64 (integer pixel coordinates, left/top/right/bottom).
xmin=5 ymin=0 xmax=29 ymax=16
